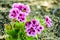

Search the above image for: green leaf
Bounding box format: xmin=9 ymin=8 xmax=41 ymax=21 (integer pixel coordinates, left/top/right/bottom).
xmin=5 ymin=24 xmax=12 ymax=30
xmin=6 ymin=28 xmax=18 ymax=39
xmin=43 ymin=28 xmax=48 ymax=33
xmin=17 ymin=38 xmax=21 ymax=40
xmin=34 ymin=16 xmax=40 ymax=21
xmin=26 ymin=37 xmax=33 ymax=40
xmin=34 ymin=16 xmax=45 ymax=26
xmin=26 ymin=16 xmax=31 ymax=21
xmin=36 ymin=35 xmax=38 ymax=40
xmin=18 ymin=22 xmax=25 ymax=28
xmin=18 ymin=31 xmax=27 ymax=40
xmin=40 ymin=18 xmax=45 ymax=26
xmin=11 ymin=21 xmax=25 ymax=30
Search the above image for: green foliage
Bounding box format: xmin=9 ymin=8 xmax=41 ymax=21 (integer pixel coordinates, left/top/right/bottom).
xmin=5 ymin=21 xmax=33 ymax=40
xmin=34 ymin=16 xmax=45 ymax=26
xmin=26 ymin=16 xmax=31 ymax=21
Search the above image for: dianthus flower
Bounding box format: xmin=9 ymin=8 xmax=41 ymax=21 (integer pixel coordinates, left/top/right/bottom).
xmin=36 ymin=25 xmax=44 ymax=34
xmin=25 ymin=21 xmax=31 ymax=28
xmin=25 ymin=19 xmax=44 ymax=36
xmin=26 ymin=26 xmax=37 ymax=36
xmin=17 ymin=11 xmax=26 ymax=22
xmin=9 ymin=8 xmax=19 ymax=19
xmin=45 ymin=16 xmax=52 ymax=27
xmin=12 ymin=3 xmax=30 ymax=15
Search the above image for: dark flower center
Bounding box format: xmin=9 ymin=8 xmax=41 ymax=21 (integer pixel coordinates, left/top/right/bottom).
xmin=19 ymin=6 xmax=22 ymax=10
xmin=30 ymin=27 xmax=35 ymax=32
xmin=39 ymin=27 xmax=42 ymax=29
xmin=28 ymin=21 xmax=31 ymax=24
xmin=33 ymin=21 xmax=36 ymax=24
xmin=37 ymin=29 xmax=40 ymax=31
xmin=19 ymin=14 xmax=22 ymax=16
xmin=22 ymin=8 xmax=26 ymax=12
xmin=18 ymin=17 xmax=20 ymax=19
xmin=28 ymin=27 xmax=35 ymax=34
xmin=22 ymin=18 xmax=24 ymax=20
xmin=11 ymin=13 xmax=16 ymax=17
xmin=25 ymin=21 xmax=31 ymax=26
xmin=46 ymin=18 xmax=48 ymax=21
xmin=13 ymin=11 xmax=16 ymax=13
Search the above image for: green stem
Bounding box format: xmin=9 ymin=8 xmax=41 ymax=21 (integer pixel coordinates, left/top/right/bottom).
xmin=36 ymin=35 xmax=38 ymax=40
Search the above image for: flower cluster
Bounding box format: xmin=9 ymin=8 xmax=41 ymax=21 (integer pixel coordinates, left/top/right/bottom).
xmin=8 ymin=3 xmax=52 ymax=37
xmin=9 ymin=3 xmax=30 ymax=22
xmin=25 ymin=19 xmax=44 ymax=36
xmin=45 ymin=16 xmax=52 ymax=27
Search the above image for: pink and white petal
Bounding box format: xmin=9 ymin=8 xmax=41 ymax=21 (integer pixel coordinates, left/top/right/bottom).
xmin=9 ymin=13 xmax=15 ymax=19
xmin=38 ymin=26 xmax=44 ymax=31
xmin=25 ymin=5 xmax=30 ymax=15
xmin=45 ymin=16 xmax=52 ymax=22
xmin=9 ymin=8 xmax=19 ymax=14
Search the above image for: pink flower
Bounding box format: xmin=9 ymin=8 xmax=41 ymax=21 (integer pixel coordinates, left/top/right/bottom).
xmin=31 ymin=19 xmax=40 ymax=27
xmin=17 ymin=12 xmax=26 ymax=22
xmin=33 ymin=25 xmax=44 ymax=34
xmin=12 ymin=3 xmax=30 ymax=15
xmin=25 ymin=21 xmax=31 ymax=28
xmin=26 ymin=27 xmax=37 ymax=36
xmin=31 ymin=19 xmax=39 ymax=25
xmin=25 ymin=19 xmax=44 ymax=36
xmin=22 ymin=5 xmax=30 ymax=15
xmin=39 ymin=26 xmax=44 ymax=31
xmin=36 ymin=25 xmax=44 ymax=34
xmin=9 ymin=8 xmax=19 ymax=19
xmin=45 ymin=16 xmax=52 ymax=27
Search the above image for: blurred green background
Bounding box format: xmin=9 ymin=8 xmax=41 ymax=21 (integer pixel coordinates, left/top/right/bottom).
xmin=0 ymin=0 xmax=60 ymax=40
